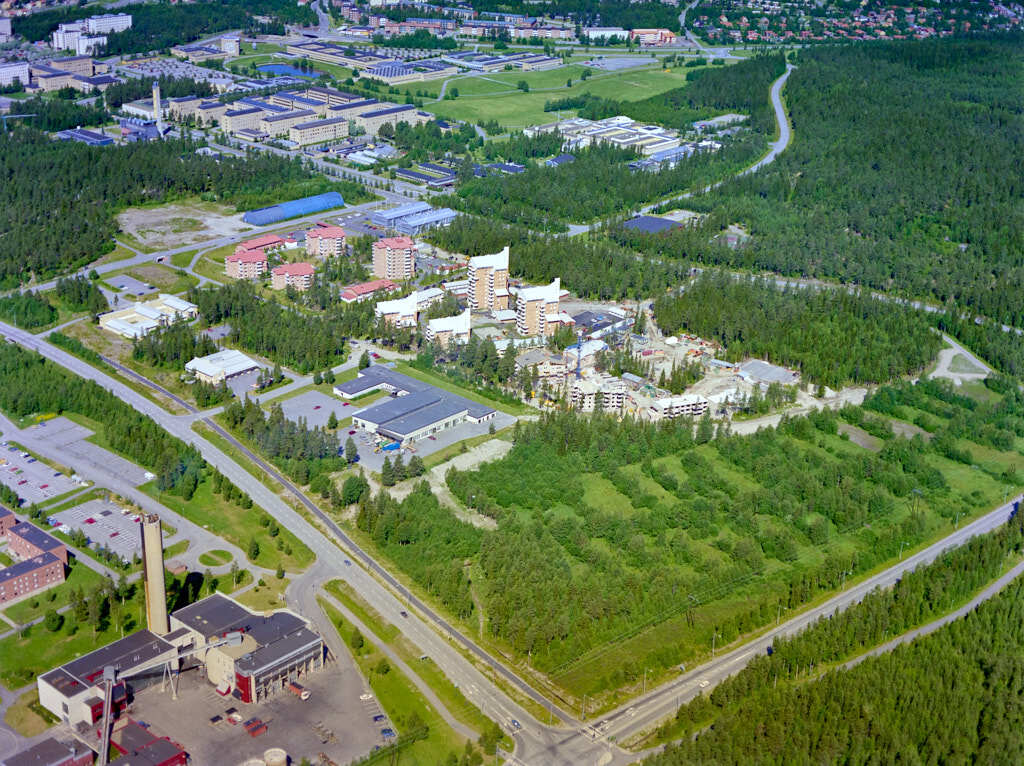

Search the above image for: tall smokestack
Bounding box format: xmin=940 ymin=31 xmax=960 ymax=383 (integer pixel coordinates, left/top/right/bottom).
xmin=152 ymin=80 xmax=163 ymax=135
xmin=141 ymin=514 xmax=169 ymax=635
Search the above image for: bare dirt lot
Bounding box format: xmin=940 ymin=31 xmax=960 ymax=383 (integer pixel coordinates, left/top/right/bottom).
xmin=117 ymin=200 xmax=252 ymax=251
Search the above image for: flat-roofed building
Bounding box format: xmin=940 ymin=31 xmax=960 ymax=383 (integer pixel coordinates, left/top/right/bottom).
xmin=648 ymin=393 xmax=709 ymax=419
xmin=0 ymin=553 xmax=65 ymax=605
xmin=336 ymin=365 xmax=495 ymax=445
xmin=340 ymin=278 xmax=397 ymax=303
xmin=99 ymin=295 xmax=198 ymax=339
xmin=306 ymin=225 xmax=347 ymax=257
xmin=30 ymin=64 xmax=74 ymax=91
xmin=516 ymin=278 xmax=563 ymax=337
xmin=325 ymin=98 xmax=380 ymax=119
xmin=220 ymin=106 xmax=265 ymax=133
xmin=170 ymin=592 xmax=324 ymax=704
xmin=0 ymin=506 xmax=14 ymax=538
xmin=354 ymin=103 xmax=431 ymax=136
xmin=195 ymin=100 xmax=229 ymax=125
xmin=259 ymin=108 xmax=316 ymax=136
xmin=185 ymin=349 xmax=260 ymax=385
xmin=38 ymin=629 xmax=181 ymax=726
xmin=0 ymin=61 xmax=29 ymax=88
xmin=289 ymin=115 xmax=350 ymax=145
xmin=8 ymin=521 xmax=67 ymax=565
xmin=425 ymin=307 xmax=471 ymax=346
xmin=269 ymin=91 xmax=329 ymax=115
xmin=467 ymin=246 xmax=509 ymax=311
xmin=225 ymin=249 xmax=268 ymax=279
xmin=304 ymin=85 xmax=362 ymax=106
xmin=0 ymin=736 xmax=92 ymax=766
xmin=369 ymin=200 xmax=431 ymax=227
xmin=373 ymin=235 xmax=416 ymax=280
xmin=570 ymin=374 xmax=628 ymax=412
xmin=271 ymin=262 xmax=315 ymax=291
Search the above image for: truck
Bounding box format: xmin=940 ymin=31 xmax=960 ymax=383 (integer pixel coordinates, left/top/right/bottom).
xmin=288 ymin=681 xmax=311 ymax=701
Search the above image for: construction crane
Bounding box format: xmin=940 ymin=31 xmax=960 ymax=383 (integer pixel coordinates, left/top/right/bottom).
xmin=97 ymin=630 xmax=245 ymax=766
xmin=1 ymin=113 xmax=36 ymax=133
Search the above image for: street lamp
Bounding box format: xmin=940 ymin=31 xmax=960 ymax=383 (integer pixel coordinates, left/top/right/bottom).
xmin=643 ymin=668 xmax=652 ymax=695
xmin=712 ymin=631 xmax=720 ymax=657
xmin=898 ymin=540 xmax=909 ymax=559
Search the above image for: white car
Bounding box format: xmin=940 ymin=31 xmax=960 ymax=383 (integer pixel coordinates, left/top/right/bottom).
xmin=699 ymin=680 xmax=710 ymax=689
xmin=359 ymin=693 xmax=374 ymax=701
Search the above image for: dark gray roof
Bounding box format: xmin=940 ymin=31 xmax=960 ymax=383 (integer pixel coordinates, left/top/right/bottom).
xmin=0 ymin=505 xmax=13 ymax=519
xmin=9 ymin=522 xmax=63 ymax=553
xmin=328 ymin=99 xmax=378 ymax=113
xmin=360 ymin=104 xmax=415 ymax=119
xmin=1 ymin=737 xmax=86 ymax=766
xmin=40 ymin=630 xmax=174 ymax=699
xmin=110 ymin=737 xmax=185 ymax=766
xmin=0 ymin=552 xmax=60 ymax=585
xmin=344 ymin=365 xmax=494 ymax=438
xmin=621 ymin=215 xmax=679 ymax=234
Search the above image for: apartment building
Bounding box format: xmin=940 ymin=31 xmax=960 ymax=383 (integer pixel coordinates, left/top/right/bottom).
xmin=570 ymin=374 xmax=628 ymax=412
xmin=289 ymin=115 xmax=350 ymax=145
xmin=516 ymin=278 xmax=564 ymax=337
xmin=425 ymin=308 xmax=471 ymax=346
xmin=271 ymin=262 xmax=315 ymax=291
xmin=340 ymin=278 xmax=398 ymax=303
xmin=373 ymin=236 xmax=416 ymax=281
xmin=467 ymin=246 xmax=510 ymax=312
xmin=260 ymin=108 xmax=316 ymax=136
xmin=306 ymin=225 xmax=347 ymax=257
xmin=225 ymin=250 xmax=268 ymax=280
xmin=0 ymin=61 xmax=29 ymax=88
xmin=648 ymin=393 xmax=710 ymax=419
xmin=514 ymin=349 xmax=567 ymax=389
xmin=374 ymin=287 xmax=442 ymax=327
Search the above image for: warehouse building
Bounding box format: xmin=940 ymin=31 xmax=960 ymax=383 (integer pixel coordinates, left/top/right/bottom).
xmin=99 ymin=295 xmax=198 ymax=339
xmin=185 ymin=349 xmax=260 ymax=385
xmin=336 ymin=365 xmax=495 ymax=445
xmin=55 ymin=127 xmax=113 ymax=146
xmin=393 ymin=207 xmax=458 ymax=235
xmin=369 ymin=201 xmax=431 ymax=228
xmin=170 ymin=593 xmax=324 ymax=704
xmin=242 ymin=192 xmax=344 ymax=226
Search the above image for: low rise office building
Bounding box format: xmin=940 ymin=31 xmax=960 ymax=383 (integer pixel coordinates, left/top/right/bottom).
xmin=98 ymin=295 xmax=198 ymax=339
xmin=289 ymin=115 xmax=350 ymax=145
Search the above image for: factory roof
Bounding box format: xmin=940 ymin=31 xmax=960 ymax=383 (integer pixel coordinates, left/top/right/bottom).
xmin=40 ymin=630 xmax=175 ymax=701
xmin=370 ymin=201 xmax=431 ymax=222
xmin=396 ymin=208 xmax=458 ymax=230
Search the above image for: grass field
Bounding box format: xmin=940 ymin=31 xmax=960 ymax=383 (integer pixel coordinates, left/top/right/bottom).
xmin=198 ymin=549 xmax=233 ymax=567
xmin=102 ymin=264 xmax=198 ymax=295
xmin=429 ymin=65 xmax=696 ymax=127
xmin=141 ymin=479 xmax=314 ymax=573
xmin=319 ymin=599 xmax=476 ymax=765
xmin=89 ymin=242 xmax=138 ymax=267
xmin=2 ymin=558 xmax=104 ymax=625
xmin=3 ymin=689 xmax=57 ymax=737
xmin=236 ymin=576 xmax=289 ymax=612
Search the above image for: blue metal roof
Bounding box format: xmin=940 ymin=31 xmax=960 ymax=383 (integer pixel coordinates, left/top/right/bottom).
xmin=242 ymin=192 xmax=345 ymax=226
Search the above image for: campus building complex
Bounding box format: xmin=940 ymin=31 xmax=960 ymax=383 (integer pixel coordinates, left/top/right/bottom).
xmin=467 ymin=246 xmax=510 ymax=312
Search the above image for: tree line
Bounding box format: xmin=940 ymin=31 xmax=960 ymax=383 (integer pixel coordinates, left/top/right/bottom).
xmin=652 ymin=271 xmax=943 ymax=388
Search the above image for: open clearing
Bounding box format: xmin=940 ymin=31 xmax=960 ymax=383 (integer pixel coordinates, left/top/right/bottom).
xmin=117 ymin=199 xmax=252 ymax=251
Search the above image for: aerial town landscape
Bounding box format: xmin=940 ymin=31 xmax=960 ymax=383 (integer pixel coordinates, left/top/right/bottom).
xmin=0 ymin=0 xmax=1022 ymax=763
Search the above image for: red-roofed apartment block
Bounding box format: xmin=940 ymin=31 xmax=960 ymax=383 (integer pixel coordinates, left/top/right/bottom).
xmin=235 ymin=233 xmax=292 ymax=253
xmin=271 ymin=262 xmax=315 ymax=291
xmin=340 ymin=278 xmax=398 ymax=303
xmin=372 ymin=236 xmax=415 ymax=281
xmin=225 ymin=250 xmax=268 ymax=280
xmin=306 ymin=224 xmax=348 ymax=258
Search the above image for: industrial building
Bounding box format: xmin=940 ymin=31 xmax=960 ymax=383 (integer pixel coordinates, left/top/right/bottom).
xmin=372 ymin=236 xmax=416 ymax=281
xmin=375 ymin=287 xmax=442 ymax=327
xmin=425 ymin=308 xmax=471 ymax=346
xmin=305 ymin=225 xmax=347 ymax=257
xmin=0 ymin=737 xmax=92 ymax=766
xmin=185 ymin=349 xmax=260 ymax=385
xmin=393 ymin=206 xmax=458 ymax=235
xmin=369 ymin=201 xmax=431 ymax=227
xmin=225 ymin=250 xmax=268 ymax=280
xmin=169 ymin=593 xmax=324 ymax=704
xmin=467 ymin=246 xmax=510 ymax=312
xmin=98 ymin=295 xmax=199 ymax=339
xmin=335 ymin=365 xmax=496 ymax=445
xmin=270 ymin=262 xmax=315 ymax=291
xmin=242 ymin=192 xmax=345 ymax=226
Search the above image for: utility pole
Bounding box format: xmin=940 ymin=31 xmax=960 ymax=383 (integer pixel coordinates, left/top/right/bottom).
xmin=712 ymin=631 xmax=719 ymax=657
xmin=899 ymin=540 xmax=908 ymax=560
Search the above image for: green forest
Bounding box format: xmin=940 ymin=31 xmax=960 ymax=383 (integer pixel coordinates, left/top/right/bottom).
xmin=0 ymin=129 xmax=369 ymax=289
xmin=653 ymin=272 xmax=942 ymax=388
xmin=645 ymin=553 xmax=1024 ymax=764
xmin=352 ymin=374 xmax=1024 ymax=699
xmin=674 ymin=37 xmax=1024 ymax=328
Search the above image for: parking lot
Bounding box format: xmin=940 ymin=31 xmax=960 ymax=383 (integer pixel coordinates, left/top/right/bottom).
xmin=105 ymin=274 xmax=157 ymax=297
xmin=226 ymin=368 xmax=271 ymax=399
xmin=128 ymin=656 xmax=380 ymax=766
xmin=277 ymin=391 xmax=347 ymax=430
xmin=24 ymin=417 xmax=150 ymax=487
xmin=0 ymin=441 xmax=81 ymax=504
xmin=48 ymin=498 xmax=144 ymax=564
